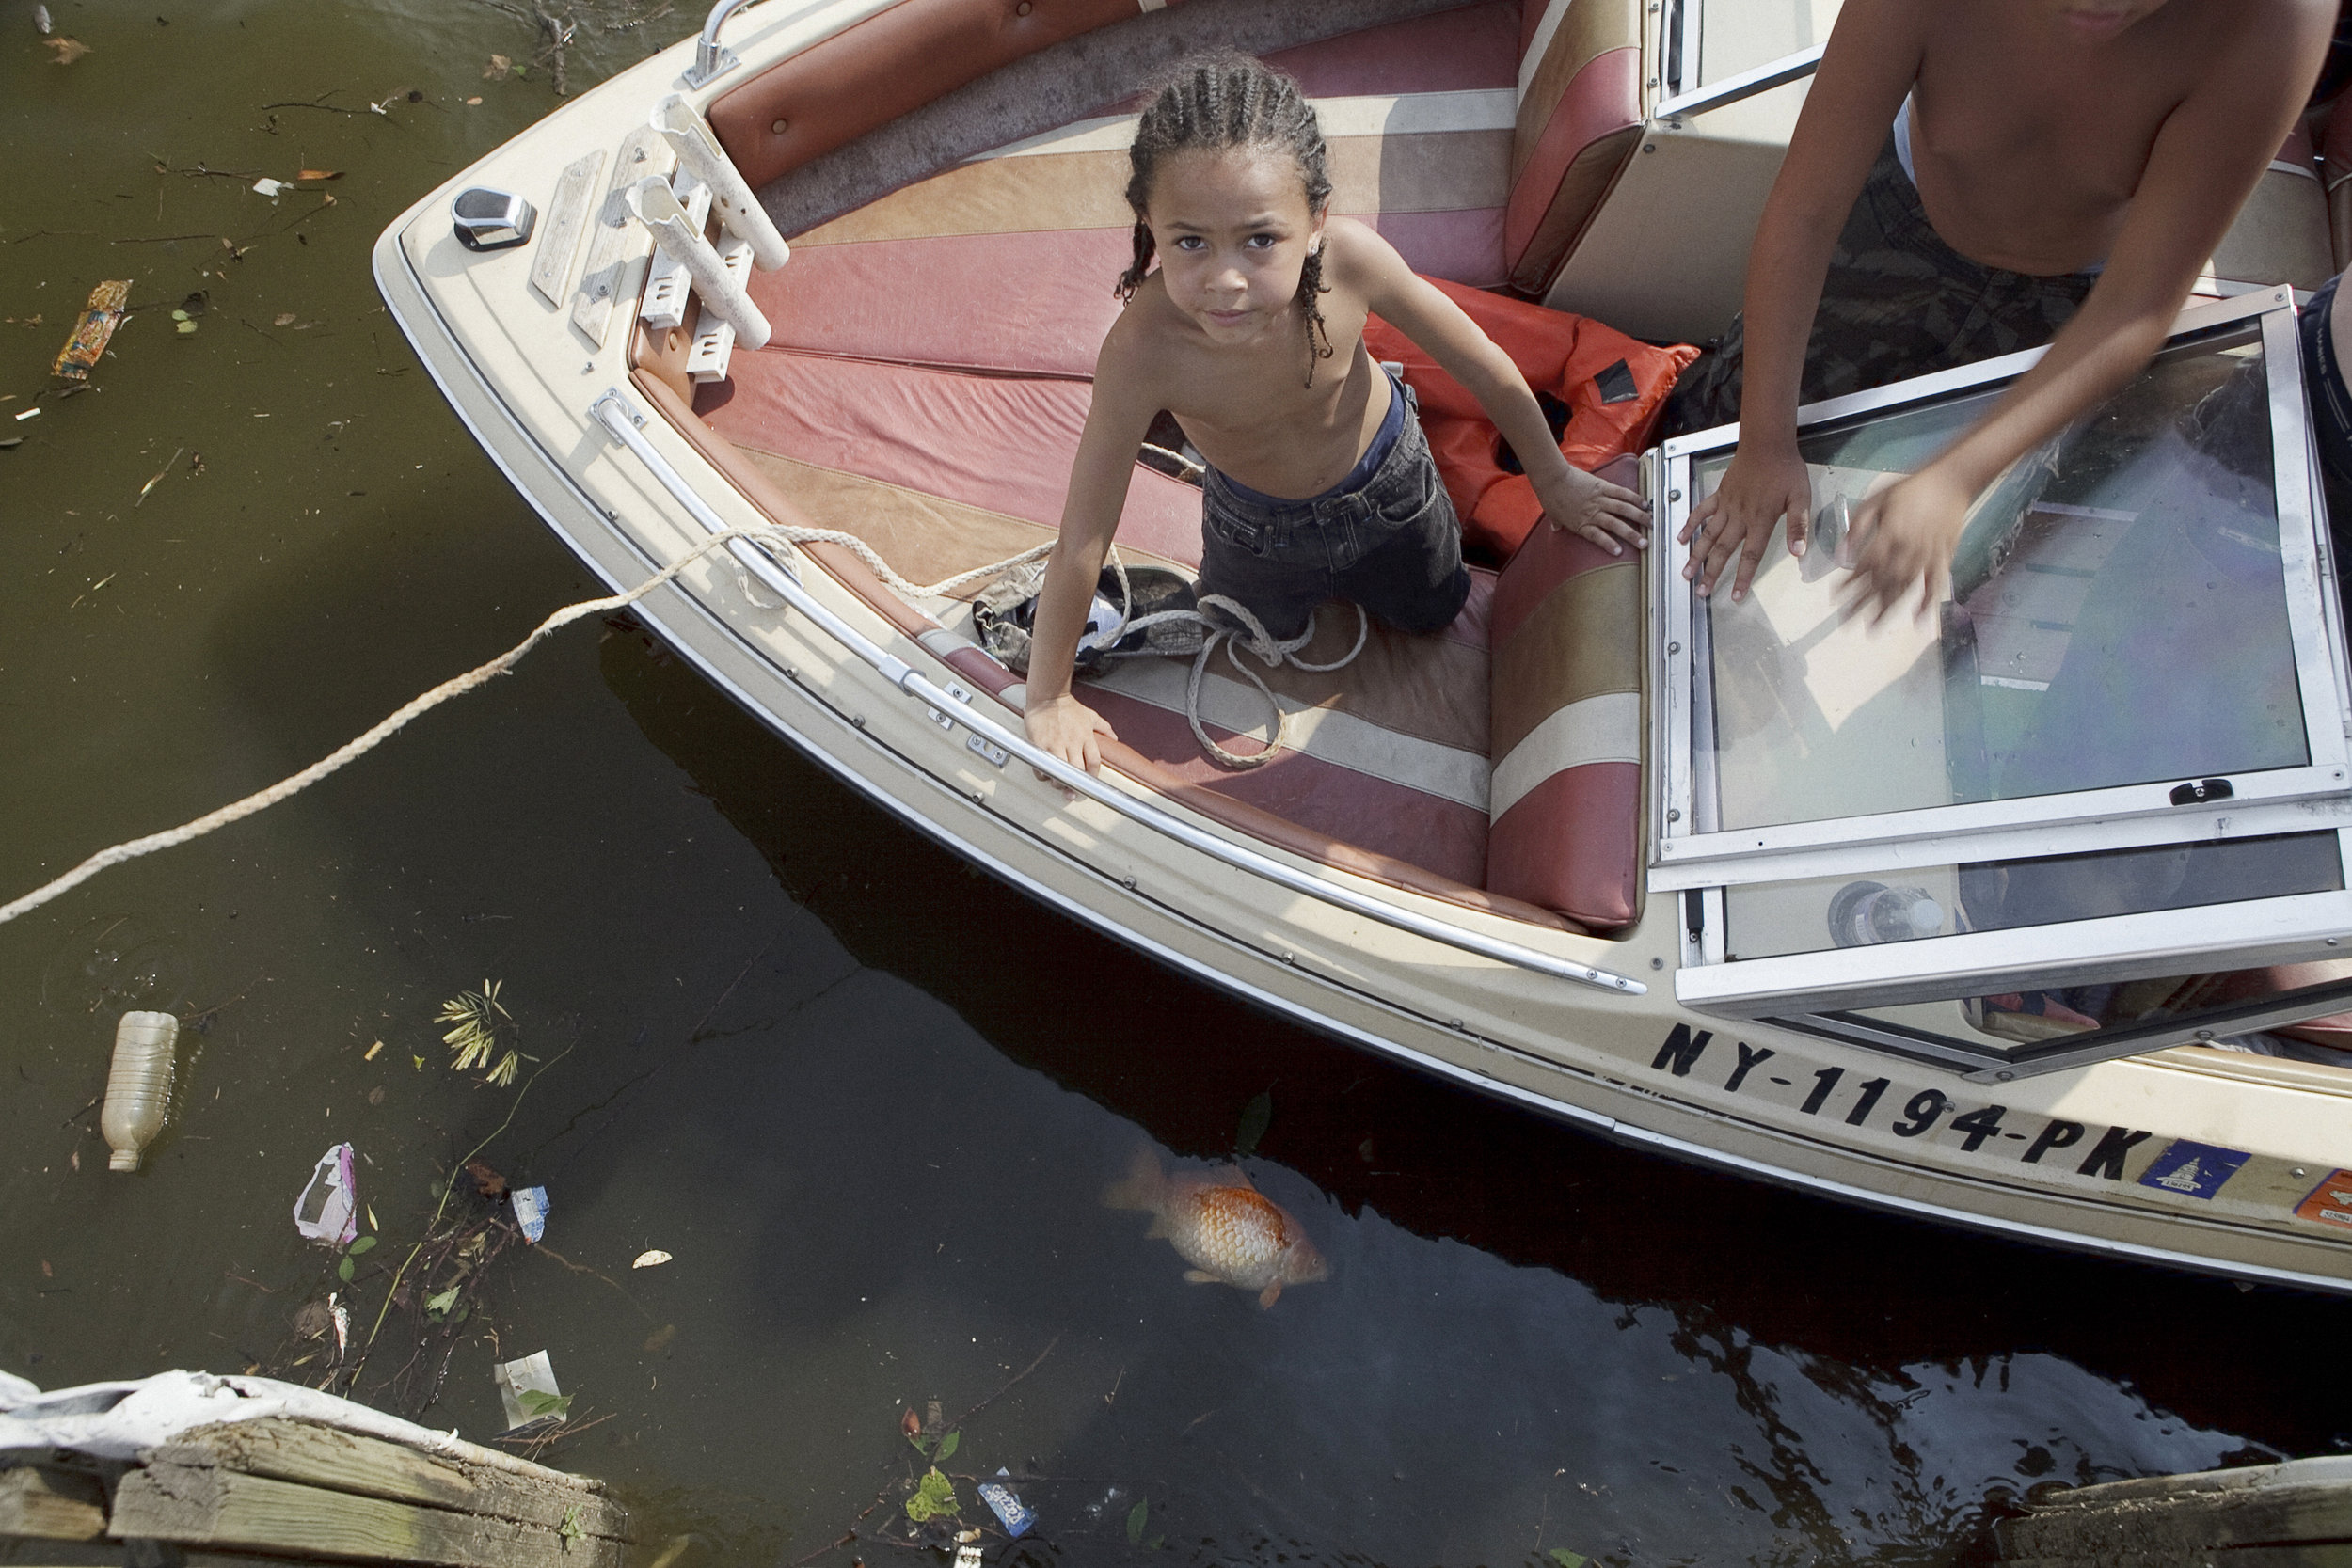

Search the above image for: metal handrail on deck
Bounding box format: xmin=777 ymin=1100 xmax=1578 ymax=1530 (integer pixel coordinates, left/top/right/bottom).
xmin=685 ymin=0 xmax=757 ymax=86
xmin=588 ymin=388 xmax=1646 ymax=997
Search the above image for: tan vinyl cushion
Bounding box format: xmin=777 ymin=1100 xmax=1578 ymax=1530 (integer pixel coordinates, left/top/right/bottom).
xmin=1505 ymin=0 xmax=1645 ymax=293
xmin=2209 ymin=121 xmax=2333 ymax=292
xmin=1483 ymin=453 xmax=1643 ymax=928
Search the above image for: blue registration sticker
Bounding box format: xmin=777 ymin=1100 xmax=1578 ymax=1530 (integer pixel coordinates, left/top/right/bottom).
xmin=2136 ymin=1140 xmax=2250 ymax=1200
xmin=977 ymin=1481 xmax=1035 ymax=1539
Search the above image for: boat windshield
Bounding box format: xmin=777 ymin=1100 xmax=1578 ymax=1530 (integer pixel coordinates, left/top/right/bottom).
xmin=1692 ymin=320 xmax=2304 ymax=834
xmin=1660 ymin=294 xmax=2352 ymax=1075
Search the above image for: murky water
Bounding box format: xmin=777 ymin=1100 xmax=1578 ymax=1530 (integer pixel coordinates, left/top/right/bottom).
xmin=3 ymin=7 xmax=2349 ymax=1566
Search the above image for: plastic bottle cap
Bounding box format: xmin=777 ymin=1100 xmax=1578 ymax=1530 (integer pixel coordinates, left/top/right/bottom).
xmin=1907 ymin=896 xmax=1944 ymax=938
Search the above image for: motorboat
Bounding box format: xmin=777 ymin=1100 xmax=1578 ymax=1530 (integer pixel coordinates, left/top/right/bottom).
xmin=374 ymin=0 xmax=2352 ymax=1291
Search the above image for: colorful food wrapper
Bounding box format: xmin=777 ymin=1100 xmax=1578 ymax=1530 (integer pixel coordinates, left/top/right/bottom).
xmin=978 ymin=1481 xmax=1035 ymax=1539
xmin=513 ymin=1184 xmax=549 ymax=1243
xmin=293 ymin=1142 xmax=358 ymax=1246
xmin=52 ymin=279 xmax=130 ymax=382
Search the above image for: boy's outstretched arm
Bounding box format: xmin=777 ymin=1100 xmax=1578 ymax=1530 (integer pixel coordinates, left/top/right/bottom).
xmin=1024 ymin=325 xmax=1158 ymax=776
xmin=1678 ymin=0 xmax=1920 ymax=602
xmin=1334 ymin=221 xmax=1651 ymax=554
xmin=1848 ymin=4 xmax=2332 ymax=623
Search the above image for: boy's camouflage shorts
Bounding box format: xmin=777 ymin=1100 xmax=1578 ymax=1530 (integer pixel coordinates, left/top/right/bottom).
xmin=1664 ymin=136 xmax=2101 ymax=437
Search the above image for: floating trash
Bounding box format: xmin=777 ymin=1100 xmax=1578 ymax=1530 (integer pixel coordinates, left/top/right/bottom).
xmin=294 ymin=1143 xmax=358 ymax=1246
xmin=631 ymin=1249 xmax=671 ymax=1269
xmin=493 ymin=1350 xmax=569 ymax=1433
xmin=512 ymin=1184 xmax=549 ymax=1243
xmin=977 ymin=1479 xmax=1035 ymax=1539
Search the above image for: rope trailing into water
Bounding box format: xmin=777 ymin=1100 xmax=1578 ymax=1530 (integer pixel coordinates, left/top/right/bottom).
xmin=0 ymin=516 xmax=1367 ymax=927
xmin=0 ymin=527 xmax=806 ymax=928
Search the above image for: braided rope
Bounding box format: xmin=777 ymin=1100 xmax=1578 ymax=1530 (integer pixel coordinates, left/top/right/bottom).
xmin=0 ymin=526 xmax=808 ymax=928
xmin=0 ymin=516 xmax=1369 ymax=925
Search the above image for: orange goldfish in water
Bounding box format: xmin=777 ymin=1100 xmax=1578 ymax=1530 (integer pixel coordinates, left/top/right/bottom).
xmin=1104 ymin=1148 xmax=1328 ymax=1308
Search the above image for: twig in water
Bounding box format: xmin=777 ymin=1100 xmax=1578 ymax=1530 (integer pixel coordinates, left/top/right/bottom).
xmin=948 ymin=1334 xmax=1060 ymax=1432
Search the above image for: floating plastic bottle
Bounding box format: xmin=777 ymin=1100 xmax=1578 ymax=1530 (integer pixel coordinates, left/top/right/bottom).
xmin=100 ymin=1010 xmax=179 ymax=1171
xmin=1827 ymin=880 xmax=1945 ymax=947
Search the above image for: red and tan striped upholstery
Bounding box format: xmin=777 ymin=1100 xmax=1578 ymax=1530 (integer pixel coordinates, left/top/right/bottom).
xmin=1484 ymin=452 xmax=1643 ymax=928
xmin=682 ymin=7 xmax=1650 ymax=913
xmin=1504 ymin=0 xmax=1645 ymax=294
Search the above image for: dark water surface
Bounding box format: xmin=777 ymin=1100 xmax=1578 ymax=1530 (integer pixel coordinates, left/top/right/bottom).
xmin=3 ymin=7 xmax=2349 ymax=1566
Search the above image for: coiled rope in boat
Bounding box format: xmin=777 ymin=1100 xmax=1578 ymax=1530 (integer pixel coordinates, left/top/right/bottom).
xmin=0 ymin=523 xmax=1362 ymax=926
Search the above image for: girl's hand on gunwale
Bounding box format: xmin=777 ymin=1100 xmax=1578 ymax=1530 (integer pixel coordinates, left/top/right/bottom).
xmin=1025 ymin=691 xmax=1120 ymax=781
xmin=1535 ymin=465 xmax=1650 ymax=556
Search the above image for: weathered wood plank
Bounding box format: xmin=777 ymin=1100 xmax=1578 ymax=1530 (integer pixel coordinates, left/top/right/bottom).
xmin=146 ymin=1418 xmax=625 ymax=1539
xmin=1997 ymin=1456 xmax=2352 ymax=1563
xmin=0 ymin=1466 xmax=106 ymax=1541
xmin=107 ymin=1465 xmax=623 ymax=1568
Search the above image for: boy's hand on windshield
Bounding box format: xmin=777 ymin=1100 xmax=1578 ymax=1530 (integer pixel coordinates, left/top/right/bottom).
xmin=1535 ymin=465 xmax=1650 ymax=555
xmin=1843 ymin=467 xmax=1970 ymax=626
xmin=1678 ymin=444 xmax=1812 ymax=602
xmin=1024 ymin=691 xmax=1118 ymax=784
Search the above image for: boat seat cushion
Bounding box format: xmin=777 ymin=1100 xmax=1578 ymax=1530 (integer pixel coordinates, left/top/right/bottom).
xmin=696 ymin=348 xmax=1203 ymax=579
xmin=1505 ymin=0 xmax=1645 ymax=294
xmin=755 ymin=1 xmax=1525 ymax=374
xmin=2209 ymin=121 xmax=2333 ymax=292
xmin=1364 ymin=275 xmax=1695 ymax=564
xmin=1483 ymin=452 xmax=1643 ymax=928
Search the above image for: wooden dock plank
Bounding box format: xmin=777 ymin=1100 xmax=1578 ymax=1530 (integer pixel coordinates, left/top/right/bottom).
xmin=108 ymin=1465 xmax=623 ymax=1568
xmin=0 ymin=1466 xmax=107 ymax=1541
xmin=145 ymin=1418 xmax=626 ymax=1539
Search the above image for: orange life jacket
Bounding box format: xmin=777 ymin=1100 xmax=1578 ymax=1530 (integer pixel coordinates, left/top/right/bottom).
xmin=1363 ymin=277 xmax=1698 ymax=564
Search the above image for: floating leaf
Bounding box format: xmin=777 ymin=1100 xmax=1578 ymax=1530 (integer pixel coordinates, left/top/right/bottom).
xmin=274 ymin=312 xmax=297 ymax=327
xmin=463 ymin=1159 xmax=508 ymax=1199
xmin=1235 ymin=1091 xmax=1273 ymax=1156
xmin=44 ymin=35 xmax=87 ymax=64
xmin=1126 ymin=1498 xmax=1148 ymax=1544
xmin=336 ymin=1256 xmax=355 ymax=1282
xmin=936 ymin=1430 xmax=959 ymax=1463
xmin=517 ymin=1387 xmax=573 ymax=1419
xmin=346 ymin=1235 xmax=376 ymax=1257
xmin=483 ymin=54 xmax=511 ymax=79
xmin=900 ymin=1406 xmax=922 ymax=1442
xmin=425 ymin=1286 xmax=461 ymax=1319
xmin=643 ymin=1323 xmax=676 ymax=1354
xmin=296 ymin=169 xmax=342 ymax=182
xmin=1547 ymin=1552 xmax=1587 ymax=1568
xmin=175 ymin=320 xmax=197 ymax=335
xmin=905 ymin=1468 xmax=960 ymax=1523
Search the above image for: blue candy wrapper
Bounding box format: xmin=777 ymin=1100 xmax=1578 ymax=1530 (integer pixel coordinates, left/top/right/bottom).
xmin=513 ymin=1185 xmax=550 ymax=1243
xmin=977 ymin=1481 xmax=1035 ymax=1539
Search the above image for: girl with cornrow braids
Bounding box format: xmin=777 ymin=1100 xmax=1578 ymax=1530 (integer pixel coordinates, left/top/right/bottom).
xmin=1025 ymin=52 xmax=1652 ymax=776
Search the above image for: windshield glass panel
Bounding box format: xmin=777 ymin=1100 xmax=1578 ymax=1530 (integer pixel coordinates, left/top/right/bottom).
xmin=1695 ymin=322 xmax=2305 ymax=833
xmin=1722 ymin=833 xmax=2344 ymax=962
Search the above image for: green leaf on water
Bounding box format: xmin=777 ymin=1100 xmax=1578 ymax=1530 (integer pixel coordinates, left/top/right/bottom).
xmin=1146 ymin=1538 xmax=1164 ymax=1552
xmin=425 ymin=1286 xmax=461 ymax=1319
xmin=516 ymin=1388 xmax=573 ymax=1420
xmin=1126 ymin=1498 xmax=1148 ymax=1544
xmin=336 ymin=1256 xmax=355 ymax=1282
xmin=935 ymin=1430 xmax=959 ymax=1463
xmin=1235 ymin=1091 xmax=1273 ymax=1156
xmin=346 ymin=1235 xmax=376 ymax=1257
xmin=905 ymin=1467 xmax=959 ymax=1523
xmin=1547 ymin=1551 xmax=1587 ymax=1568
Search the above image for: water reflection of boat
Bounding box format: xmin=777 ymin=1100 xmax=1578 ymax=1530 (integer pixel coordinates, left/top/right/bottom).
xmin=376 ymin=0 xmax=2352 ymax=1293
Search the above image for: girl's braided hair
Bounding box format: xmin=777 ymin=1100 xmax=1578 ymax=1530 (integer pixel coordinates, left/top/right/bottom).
xmin=1115 ymin=52 xmax=1336 ymax=387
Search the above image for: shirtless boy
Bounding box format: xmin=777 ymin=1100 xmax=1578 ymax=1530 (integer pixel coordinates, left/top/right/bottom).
xmin=1671 ymin=0 xmax=2333 ymax=616
xmin=1023 ymin=54 xmax=1650 ymax=774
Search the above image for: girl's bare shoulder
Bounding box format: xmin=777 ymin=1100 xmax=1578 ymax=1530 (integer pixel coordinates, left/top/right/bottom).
xmin=1092 ymin=278 xmax=1187 ymax=396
